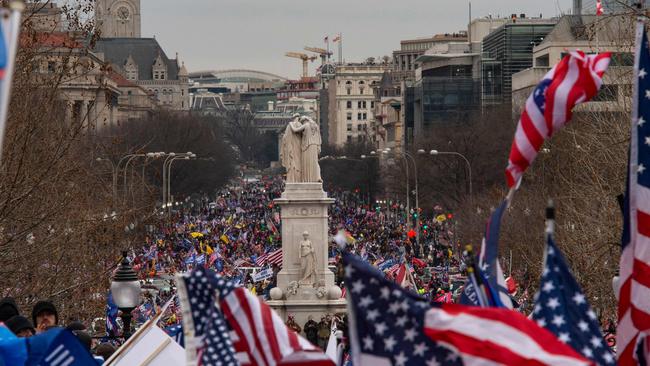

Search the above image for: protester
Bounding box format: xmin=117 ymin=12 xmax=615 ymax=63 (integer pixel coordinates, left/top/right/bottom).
xmin=31 ymin=300 xmax=58 ymax=333
xmin=0 ymin=297 xmax=19 ymax=323
xmin=5 ymin=315 xmax=35 ymax=337
xmin=304 ymin=315 xmax=319 ymax=346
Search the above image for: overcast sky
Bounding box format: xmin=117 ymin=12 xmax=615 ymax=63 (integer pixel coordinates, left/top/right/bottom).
xmin=141 ymin=0 xmax=572 ymax=78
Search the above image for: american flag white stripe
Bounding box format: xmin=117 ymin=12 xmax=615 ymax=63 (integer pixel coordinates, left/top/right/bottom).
xmin=221 ymin=287 xmax=332 ymax=366
xmin=505 ymin=51 xmax=611 ymax=188
xmin=424 ymin=306 xmax=591 ymax=366
xmin=267 ymin=249 xmax=283 ymax=266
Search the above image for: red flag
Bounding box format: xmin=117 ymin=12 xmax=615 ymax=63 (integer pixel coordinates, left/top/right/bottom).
xmin=407 ymin=229 xmax=416 ymax=239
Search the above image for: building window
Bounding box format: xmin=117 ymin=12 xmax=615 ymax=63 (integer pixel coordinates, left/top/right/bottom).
xmin=347 ymin=89 xmax=351 ymax=95
xmin=347 ymin=101 xmax=352 ymax=109
xmin=362 ymin=101 xmax=367 ymax=108
xmin=346 ymin=113 xmax=352 ymax=121
xmin=347 ymin=135 xmax=352 ymax=143
xmin=362 ymin=113 xmax=367 ymax=120
xmin=360 ymin=88 xmax=364 ymax=94
xmin=357 ymin=113 xmax=362 ymax=120
xmin=357 ymin=124 xmax=363 ymax=132
xmin=357 ymin=135 xmax=363 ymax=143
xmin=371 ymin=101 xmax=375 ymax=108
xmin=347 ymin=124 xmax=352 ymax=131
xmin=357 ymin=101 xmax=362 ymax=109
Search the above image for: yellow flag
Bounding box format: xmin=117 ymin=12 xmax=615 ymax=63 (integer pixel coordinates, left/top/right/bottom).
xmin=221 ymin=234 xmax=230 ymax=244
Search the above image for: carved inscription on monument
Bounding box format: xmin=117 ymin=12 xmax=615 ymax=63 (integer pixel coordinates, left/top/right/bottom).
xmin=289 ymin=207 xmax=321 ymax=217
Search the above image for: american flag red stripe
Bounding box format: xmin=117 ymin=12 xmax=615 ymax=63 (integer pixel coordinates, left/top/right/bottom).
xmin=596 ymin=0 xmax=603 ymax=15
xmin=267 ymin=249 xmax=283 ymax=267
xmin=505 ymin=51 xmax=611 ymax=188
xmin=424 ymin=304 xmax=591 ymax=365
xmin=221 ymin=287 xmax=333 ymax=366
xmin=255 ymin=253 xmax=269 ymax=267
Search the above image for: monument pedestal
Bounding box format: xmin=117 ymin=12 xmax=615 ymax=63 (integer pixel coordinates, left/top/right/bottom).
xmin=267 ymin=183 xmax=346 ymax=327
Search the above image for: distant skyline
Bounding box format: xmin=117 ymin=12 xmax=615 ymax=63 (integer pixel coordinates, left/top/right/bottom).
xmin=141 ymin=0 xmax=573 ymax=79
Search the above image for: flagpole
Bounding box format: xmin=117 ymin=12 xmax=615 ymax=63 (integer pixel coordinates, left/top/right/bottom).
xmin=0 ymin=1 xmax=24 ymax=159
xmin=464 ymin=245 xmax=488 ymax=307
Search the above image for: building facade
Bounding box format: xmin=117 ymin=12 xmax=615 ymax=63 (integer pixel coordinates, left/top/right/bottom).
xmin=392 ymin=33 xmax=467 ymax=82
xmin=481 ymin=17 xmax=557 ymax=105
xmin=96 ymin=0 xmax=142 ymax=38
xmin=327 ymin=64 xmax=388 ymax=147
xmin=93 ymin=0 xmax=190 ymax=111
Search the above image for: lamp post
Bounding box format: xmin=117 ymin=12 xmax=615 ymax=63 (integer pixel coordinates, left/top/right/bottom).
xmin=428 ymin=149 xmax=473 ymax=202
xmin=110 ymin=251 xmax=141 ymax=340
xmin=167 ymin=153 xmax=196 ymax=215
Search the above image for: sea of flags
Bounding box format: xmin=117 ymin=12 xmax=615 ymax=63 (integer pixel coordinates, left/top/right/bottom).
xmin=343 ymin=252 xmax=590 ymax=365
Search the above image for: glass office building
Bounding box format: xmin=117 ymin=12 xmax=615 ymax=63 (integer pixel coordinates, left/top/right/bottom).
xmin=481 ymin=21 xmax=556 ymax=104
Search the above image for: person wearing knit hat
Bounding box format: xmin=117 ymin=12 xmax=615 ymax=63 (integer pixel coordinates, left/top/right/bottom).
xmin=31 ymin=300 xmax=58 ymax=333
xmin=5 ymin=315 xmax=34 ymax=337
xmin=0 ymin=297 xmax=20 ymax=323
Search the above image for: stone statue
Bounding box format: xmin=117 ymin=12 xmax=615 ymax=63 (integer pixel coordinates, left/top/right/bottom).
xmin=280 ymin=114 xmax=305 ymax=183
xmin=299 ymin=116 xmax=322 ymax=183
xmin=279 ymin=114 xmax=322 ymax=183
xmin=299 ymin=231 xmax=317 ymax=284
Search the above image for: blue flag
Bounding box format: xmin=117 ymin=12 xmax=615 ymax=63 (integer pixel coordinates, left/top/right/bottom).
xmin=460 ymin=200 xmax=513 ymax=308
xmin=532 ymin=234 xmax=615 ymax=365
xmin=0 ymin=328 xmax=95 ymax=366
xmin=106 ymin=291 xmax=119 ymax=337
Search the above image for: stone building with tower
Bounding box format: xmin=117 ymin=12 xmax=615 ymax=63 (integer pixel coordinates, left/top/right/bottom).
xmin=93 ymin=0 xmax=190 ymax=110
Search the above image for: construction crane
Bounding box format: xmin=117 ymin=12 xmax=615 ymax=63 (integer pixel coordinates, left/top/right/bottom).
xmin=285 ymin=52 xmax=317 ymax=78
xmin=304 ymin=46 xmax=333 ymax=65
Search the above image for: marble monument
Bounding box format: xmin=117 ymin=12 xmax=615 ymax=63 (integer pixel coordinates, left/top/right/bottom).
xmin=268 ymin=115 xmax=345 ymax=326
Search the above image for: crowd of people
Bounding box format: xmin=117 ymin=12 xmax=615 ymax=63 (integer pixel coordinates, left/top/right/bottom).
xmin=0 ymin=174 xmax=617 ymax=359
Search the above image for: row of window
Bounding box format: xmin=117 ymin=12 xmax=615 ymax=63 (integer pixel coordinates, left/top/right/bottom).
xmin=345 ymin=101 xmax=373 ymax=109
xmin=347 ymin=123 xmax=368 ymax=131
xmin=346 ymin=112 xmax=369 ymax=121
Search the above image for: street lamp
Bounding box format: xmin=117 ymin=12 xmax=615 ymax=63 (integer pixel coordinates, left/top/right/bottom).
xmin=167 ymin=153 xmax=197 ymax=214
xmin=428 ymin=149 xmax=473 ymax=199
xmin=110 ymin=251 xmax=141 ymax=340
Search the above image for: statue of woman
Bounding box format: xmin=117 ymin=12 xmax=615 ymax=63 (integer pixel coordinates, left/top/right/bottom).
xmin=280 ymin=114 xmax=306 ymax=183
xmin=299 ymin=117 xmax=322 ymax=183
xmin=299 ymin=231 xmax=317 ymax=284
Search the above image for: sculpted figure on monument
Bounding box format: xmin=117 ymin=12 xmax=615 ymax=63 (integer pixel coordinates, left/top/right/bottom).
xmin=299 ymin=231 xmax=317 ymax=284
xmin=280 ymin=114 xmax=305 ymax=183
xmin=279 ymin=114 xmax=322 ymax=183
xmin=299 ymin=116 xmax=322 ymax=183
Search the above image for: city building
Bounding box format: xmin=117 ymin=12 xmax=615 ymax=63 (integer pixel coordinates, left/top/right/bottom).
xmin=575 ymin=0 xmax=648 ymax=15
xmin=254 ymin=98 xmax=318 ymax=132
xmin=512 ymin=15 xmax=633 ymax=119
xmin=189 ymin=69 xmax=287 ymax=94
xmin=409 ymin=42 xmax=481 ymax=139
xmin=481 ymin=16 xmax=557 ymax=105
xmin=371 ymin=72 xmax=403 ymax=150
xmin=327 ymin=63 xmax=388 ymax=147
xmin=93 ymin=0 xmax=191 ymax=111
xmin=276 ymin=77 xmax=320 ymax=101
xmin=96 ymin=0 xmax=142 ymax=38
xmin=392 ymin=33 xmax=467 ymax=82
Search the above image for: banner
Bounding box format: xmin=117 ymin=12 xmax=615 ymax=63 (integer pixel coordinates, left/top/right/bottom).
xmin=252 ymin=268 xmax=273 ymax=282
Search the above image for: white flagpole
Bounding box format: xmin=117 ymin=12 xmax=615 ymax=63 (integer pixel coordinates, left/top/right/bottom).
xmin=0 ymin=1 xmax=23 ymax=159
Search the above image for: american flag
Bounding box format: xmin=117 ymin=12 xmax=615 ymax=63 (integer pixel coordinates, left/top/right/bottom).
xmin=596 ymin=0 xmax=603 ymax=15
xmin=266 ymin=248 xmax=283 ymax=267
xmin=255 ymin=252 xmax=269 ymax=267
xmin=460 ymin=200 xmax=513 ymax=308
xmin=344 ymin=252 xmax=591 ymax=365
xmin=618 ymin=22 xmax=650 ymax=366
xmin=532 ymin=234 xmax=615 ymax=365
xmin=178 ymin=267 xmax=333 ymax=366
xmin=177 ymin=267 xmax=238 ymax=366
xmin=505 ymin=51 xmax=611 ymax=188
